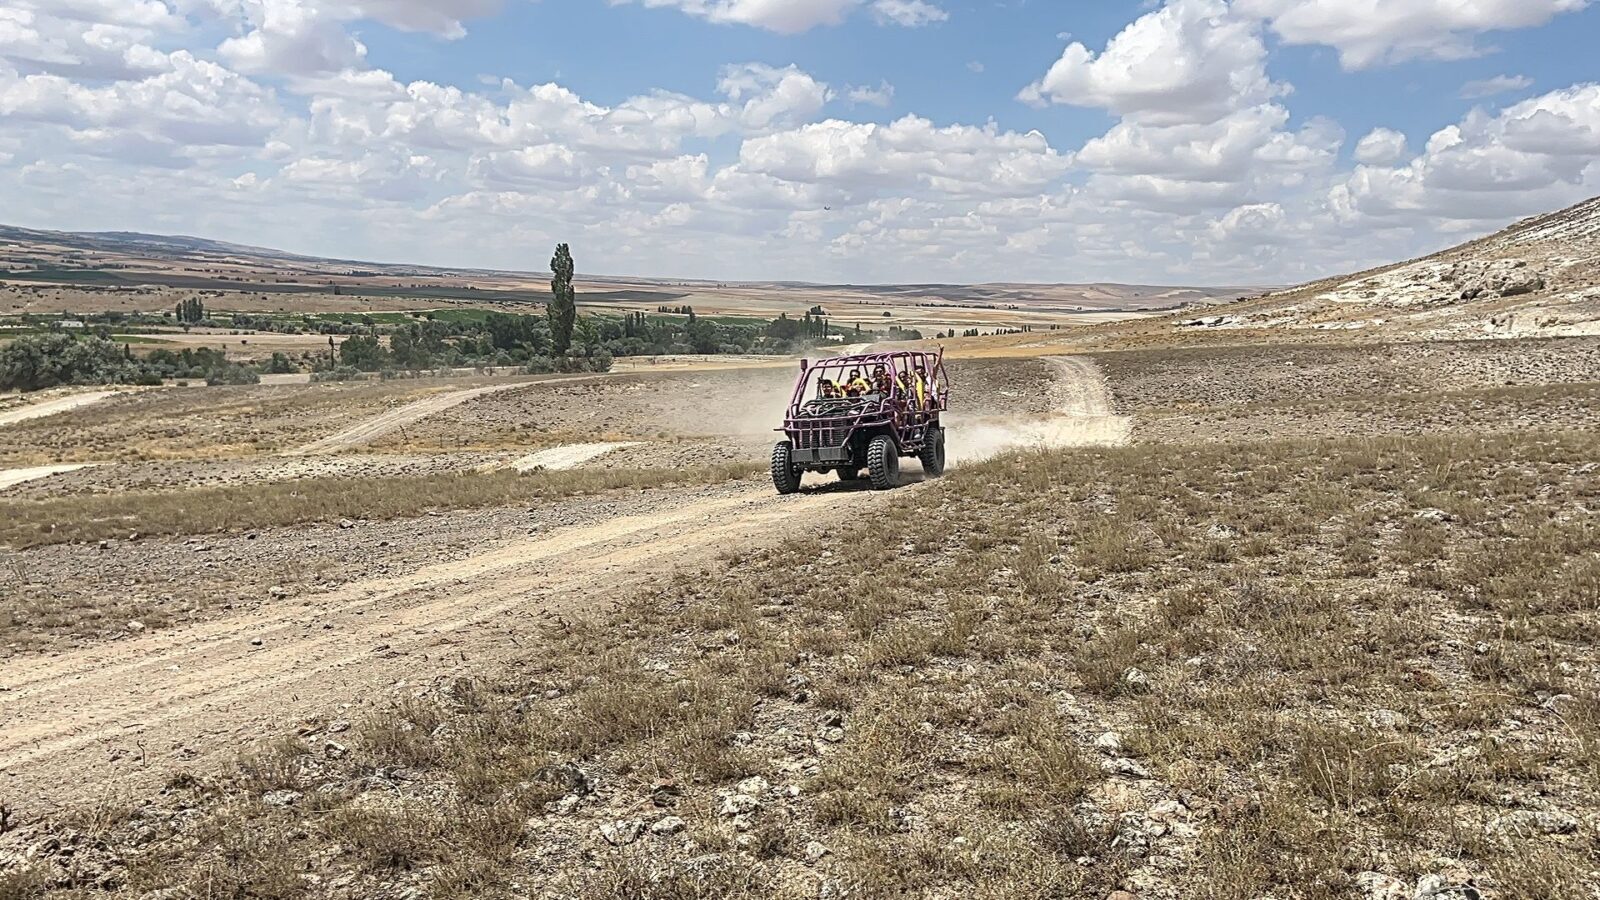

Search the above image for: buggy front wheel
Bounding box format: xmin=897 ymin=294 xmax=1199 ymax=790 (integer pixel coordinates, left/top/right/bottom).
xmin=771 ymin=441 xmax=803 ymax=495
xmin=867 ymin=435 xmax=900 ymax=491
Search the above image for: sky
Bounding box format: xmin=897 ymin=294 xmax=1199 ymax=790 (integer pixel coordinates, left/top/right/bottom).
xmin=1 ymin=0 xmax=1598 ymax=285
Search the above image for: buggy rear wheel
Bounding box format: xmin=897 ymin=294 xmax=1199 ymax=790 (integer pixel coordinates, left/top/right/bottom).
xmin=867 ymin=435 xmax=899 ymax=491
xmin=771 ymin=441 xmax=803 ymax=495
xmin=919 ymin=425 xmax=946 ymax=477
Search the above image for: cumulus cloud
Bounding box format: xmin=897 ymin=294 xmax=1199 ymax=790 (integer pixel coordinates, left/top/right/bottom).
xmin=845 ymin=80 xmax=893 ymax=107
xmin=1354 ymin=127 xmax=1409 ymax=165
xmin=1019 ymin=0 xmax=1284 ymax=125
xmin=1461 ymin=74 xmax=1535 ymax=99
xmin=1236 ymin=0 xmax=1590 ymax=69
xmin=2 ymin=0 xmax=1596 ymax=284
xmin=610 ymin=0 xmax=941 ymax=33
xmin=870 ymin=0 xmax=946 ymax=27
xmin=736 ymin=116 xmax=1069 ymax=200
xmin=1331 ymin=83 xmax=1600 ymax=224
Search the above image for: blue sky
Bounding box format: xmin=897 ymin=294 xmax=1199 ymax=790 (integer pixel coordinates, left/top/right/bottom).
xmin=2 ymin=0 xmax=1598 ymax=284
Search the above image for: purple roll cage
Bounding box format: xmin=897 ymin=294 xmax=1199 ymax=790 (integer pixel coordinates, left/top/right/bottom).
xmin=779 ymin=349 xmax=950 ymax=454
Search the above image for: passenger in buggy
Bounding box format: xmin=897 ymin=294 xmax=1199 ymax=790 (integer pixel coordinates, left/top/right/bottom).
xmin=871 ymin=365 xmax=893 ymax=395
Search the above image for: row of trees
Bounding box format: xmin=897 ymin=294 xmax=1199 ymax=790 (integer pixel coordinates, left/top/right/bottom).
xmin=0 ymin=334 xmax=259 ymax=391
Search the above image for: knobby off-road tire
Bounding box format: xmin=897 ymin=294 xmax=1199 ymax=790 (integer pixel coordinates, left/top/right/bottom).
xmin=772 ymin=441 xmax=803 ymax=495
xmin=919 ymin=425 xmax=946 ymax=477
xmin=867 ymin=435 xmax=900 ymax=491
xmin=836 ymin=466 xmax=863 ymax=482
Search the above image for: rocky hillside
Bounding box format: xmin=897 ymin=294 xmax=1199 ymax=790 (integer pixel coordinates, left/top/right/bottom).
xmin=1178 ymin=195 xmax=1600 ymax=340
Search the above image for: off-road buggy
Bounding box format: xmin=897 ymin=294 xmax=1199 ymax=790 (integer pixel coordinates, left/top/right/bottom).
xmin=771 ymin=349 xmax=950 ymax=494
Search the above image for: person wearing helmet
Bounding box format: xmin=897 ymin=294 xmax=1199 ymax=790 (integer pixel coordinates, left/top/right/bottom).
xmin=913 ymin=364 xmax=928 ymax=408
xmin=844 ymin=369 xmax=871 ymax=397
xmin=819 ymin=377 xmax=841 ymax=399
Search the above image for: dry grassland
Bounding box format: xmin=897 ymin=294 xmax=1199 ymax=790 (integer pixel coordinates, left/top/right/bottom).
xmin=6 ymin=427 xmax=1594 ymax=899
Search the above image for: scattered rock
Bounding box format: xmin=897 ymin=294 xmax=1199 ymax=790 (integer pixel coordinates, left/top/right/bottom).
xmin=650 ymin=816 xmax=686 ymax=836
xmin=260 ymin=789 xmax=302 ymax=808
xmin=735 ymin=776 xmax=770 ymax=797
xmin=1120 ymin=668 xmax=1150 ymax=693
xmin=1093 ymin=731 xmax=1124 ymax=754
xmin=534 ymin=762 xmax=594 ymax=796
xmin=803 ymin=840 xmax=830 ymax=864
xmin=1365 ymin=709 xmax=1409 ymax=730
xmin=127 ymin=620 xmax=145 ymax=633
xmin=599 ymin=819 xmax=645 ymax=846
xmin=820 ymin=727 xmax=846 ymax=744
xmin=1101 ymin=758 xmax=1152 ymax=779
xmin=1355 ymin=872 xmax=1409 ymax=900
xmin=1413 ymin=508 xmax=1454 ymax=524
xmin=338 ymin=519 xmax=356 ymax=529
xmin=1486 ymin=809 xmax=1579 ymax=836
xmin=719 ymin=793 xmax=762 ymax=817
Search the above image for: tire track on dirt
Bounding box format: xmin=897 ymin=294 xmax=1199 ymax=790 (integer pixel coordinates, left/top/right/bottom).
xmin=0 ymin=485 xmax=878 ymax=810
xmin=286 ymin=381 xmax=543 ymax=455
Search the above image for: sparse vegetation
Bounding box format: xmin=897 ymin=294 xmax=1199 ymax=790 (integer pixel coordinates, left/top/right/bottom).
xmin=0 ymin=462 xmax=761 ymax=549
xmin=12 ymin=425 xmax=1594 ymax=897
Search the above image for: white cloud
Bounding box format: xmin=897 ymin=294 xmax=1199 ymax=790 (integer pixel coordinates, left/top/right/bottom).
xmin=1354 ymin=127 xmax=1409 ymax=165
xmin=1 ymin=0 xmax=1596 ymax=286
xmin=613 ymin=0 xmax=859 ymax=33
xmin=845 ymin=80 xmax=893 ymax=107
xmin=1461 ymin=74 xmax=1535 ymax=99
xmin=1331 ymin=83 xmax=1600 ymax=225
xmin=218 ymin=0 xmax=367 ymax=76
xmin=1019 ymin=0 xmax=1284 ymax=126
xmin=735 ymin=116 xmax=1070 ymax=200
xmin=1236 ymin=0 xmax=1590 ymax=69
xmin=869 ymin=0 xmax=946 ymax=27
xmin=716 ymin=62 xmax=834 ymax=130
xmin=609 ymin=0 xmax=940 ymax=33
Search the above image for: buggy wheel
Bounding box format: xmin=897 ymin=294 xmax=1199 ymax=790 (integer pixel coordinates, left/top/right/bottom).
xmin=771 ymin=441 xmax=803 ymax=495
xmin=919 ymin=425 xmax=946 ymax=477
xmin=866 ymin=435 xmax=900 ymax=491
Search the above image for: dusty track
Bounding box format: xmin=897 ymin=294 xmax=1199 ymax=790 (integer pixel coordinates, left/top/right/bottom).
xmin=0 ymin=356 xmax=1123 ymax=812
xmin=0 ymin=391 xmax=117 ymax=428
xmin=287 ymin=381 xmax=546 ymax=455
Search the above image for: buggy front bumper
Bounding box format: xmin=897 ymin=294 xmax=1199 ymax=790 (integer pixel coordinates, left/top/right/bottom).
xmin=791 ymin=447 xmax=850 ymax=466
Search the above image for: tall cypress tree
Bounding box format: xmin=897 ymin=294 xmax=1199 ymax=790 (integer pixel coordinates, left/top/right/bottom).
xmin=548 ymin=244 xmax=577 ymax=355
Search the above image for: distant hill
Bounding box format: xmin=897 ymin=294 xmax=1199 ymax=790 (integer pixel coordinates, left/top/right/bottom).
xmin=0 ymin=223 xmax=1266 ymax=312
xmin=1175 ymin=195 xmax=1600 ymax=340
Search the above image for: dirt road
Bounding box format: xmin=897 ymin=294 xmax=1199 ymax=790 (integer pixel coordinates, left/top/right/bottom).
xmin=0 ymin=391 xmax=118 ymax=428
xmin=287 ymin=382 xmax=544 ymax=455
xmin=0 ymin=485 xmax=886 ymax=810
xmin=0 ymin=463 xmax=94 ymax=491
xmin=0 ymin=356 xmax=1125 ymax=812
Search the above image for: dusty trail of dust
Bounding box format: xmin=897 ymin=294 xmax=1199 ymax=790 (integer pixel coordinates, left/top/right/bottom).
xmin=0 ymin=391 xmax=117 ymax=427
xmin=0 ymin=463 xmax=95 ymax=491
xmin=507 ymin=442 xmax=642 ymax=471
xmin=945 ymin=356 xmax=1131 ymax=463
xmin=0 ymin=486 xmax=879 ymax=811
